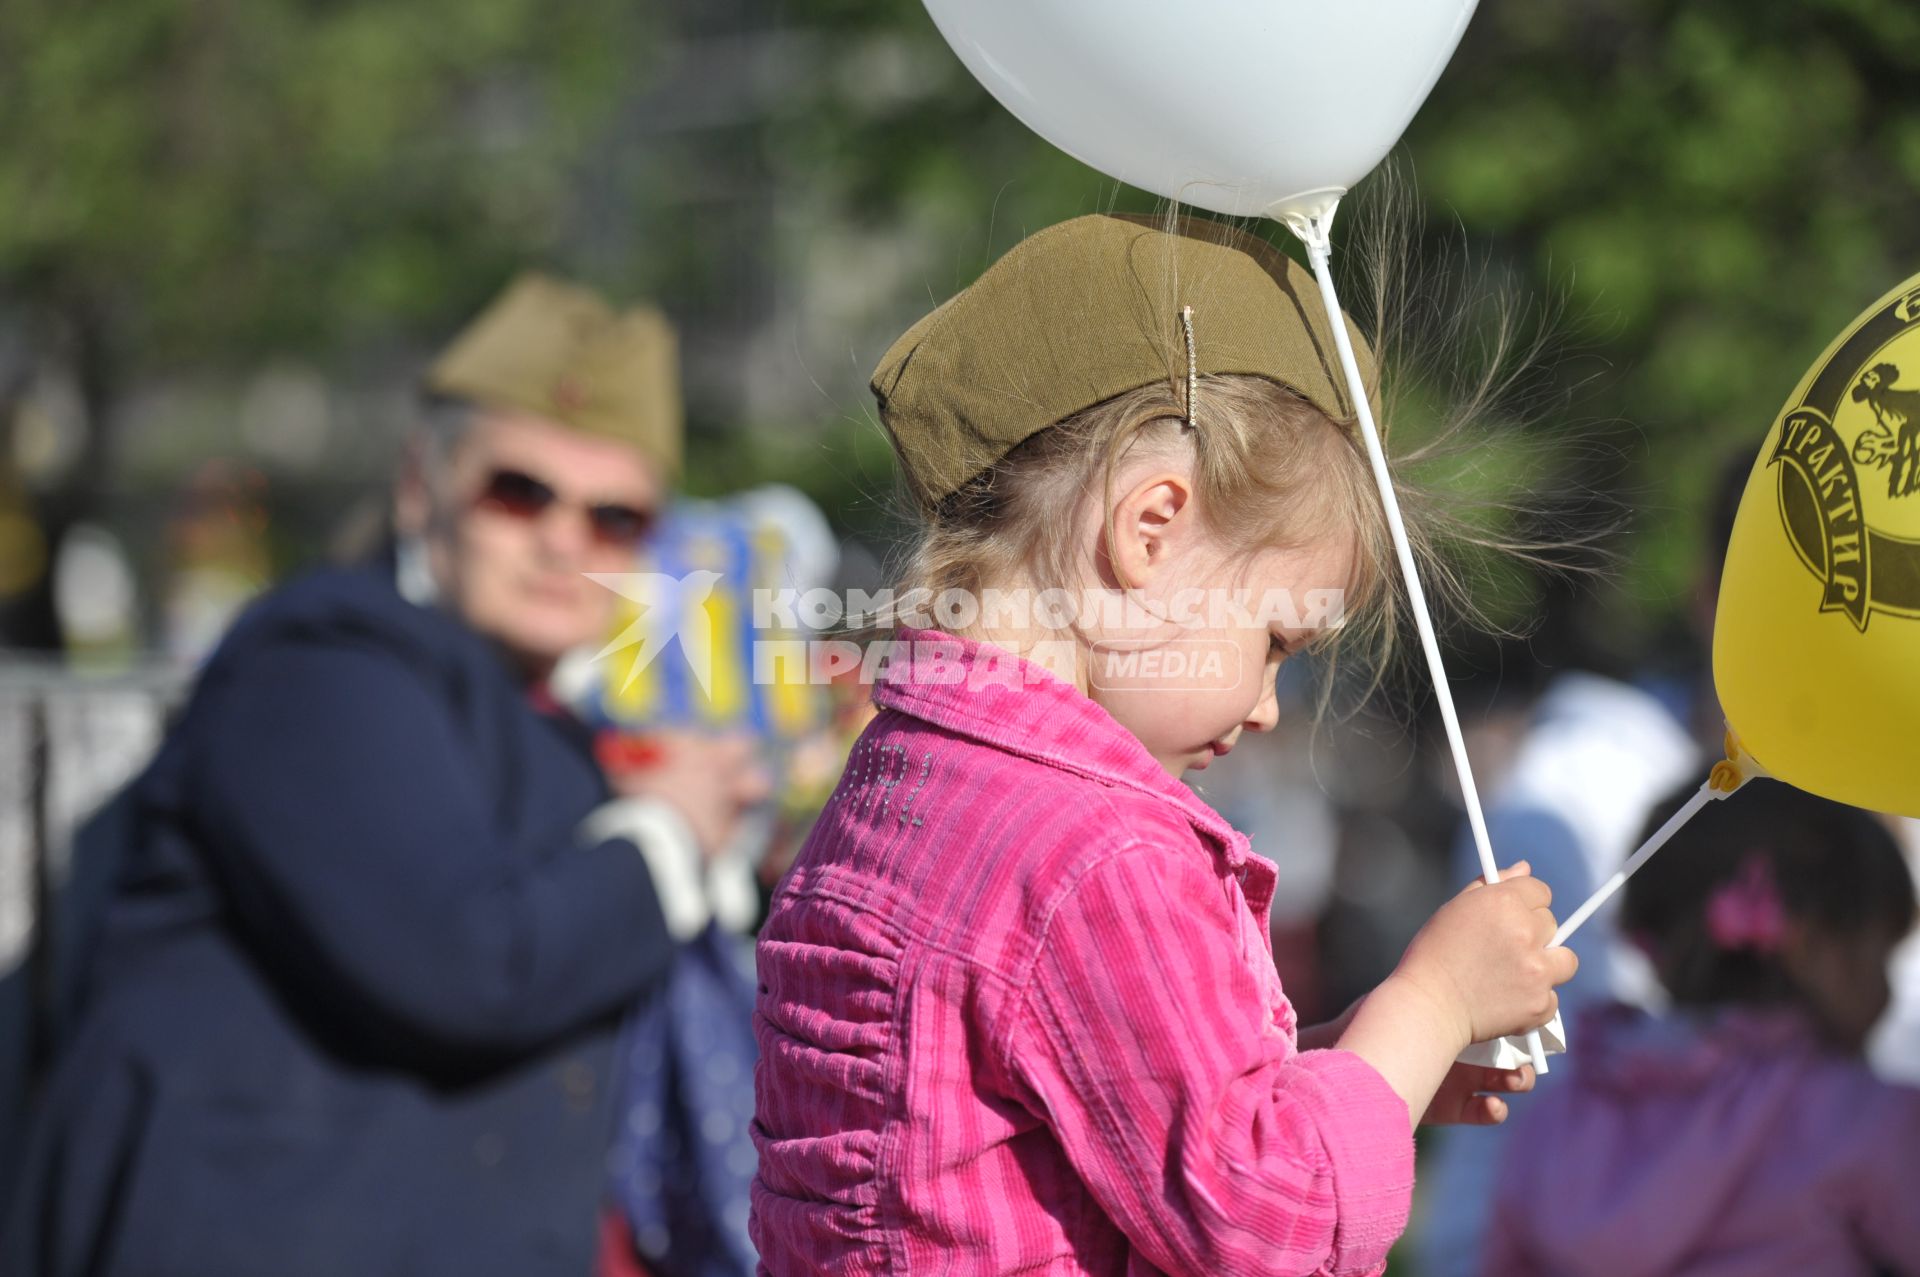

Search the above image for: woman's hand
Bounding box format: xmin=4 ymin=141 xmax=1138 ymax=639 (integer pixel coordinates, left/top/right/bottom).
xmin=609 ymin=729 xmax=771 ymax=857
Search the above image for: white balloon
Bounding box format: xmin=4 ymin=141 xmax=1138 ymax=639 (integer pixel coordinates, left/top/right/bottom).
xmin=921 ymin=0 xmax=1478 ymax=224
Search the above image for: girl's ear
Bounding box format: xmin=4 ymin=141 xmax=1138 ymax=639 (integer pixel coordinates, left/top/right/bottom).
xmin=1108 ymin=469 xmax=1195 ymax=589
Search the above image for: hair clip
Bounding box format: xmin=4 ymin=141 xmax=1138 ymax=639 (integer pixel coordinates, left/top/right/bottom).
xmin=1705 ymin=856 xmax=1787 ymax=954
xmin=1181 ymin=305 xmax=1198 ymax=430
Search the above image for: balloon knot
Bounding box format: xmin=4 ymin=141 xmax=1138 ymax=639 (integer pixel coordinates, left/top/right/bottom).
xmin=1708 ymin=727 xmax=1764 ymax=796
xmin=1281 ymin=210 xmax=1335 ymax=260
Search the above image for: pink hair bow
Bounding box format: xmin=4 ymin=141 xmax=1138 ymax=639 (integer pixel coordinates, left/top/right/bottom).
xmin=1704 ymin=857 xmax=1787 ymax=953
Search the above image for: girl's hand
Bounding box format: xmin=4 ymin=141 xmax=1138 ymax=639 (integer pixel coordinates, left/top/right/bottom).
xmin=1422 ymin=1062 xmax=1535 ymax=1127
xmin=1336 ymin=863 xmax=1575 ymax=1130
xmin=1393 ymin=862 xmax=1578 ymax=1048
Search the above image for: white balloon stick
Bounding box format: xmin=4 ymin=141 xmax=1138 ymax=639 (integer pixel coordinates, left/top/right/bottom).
xmin=1287 ymin=206 xmax=1551 ymax=1077
xmin=1550 ymin=738 xmax=1762 ymax=948
xmin=1549 ymin=786 xmax=1713 ymax=948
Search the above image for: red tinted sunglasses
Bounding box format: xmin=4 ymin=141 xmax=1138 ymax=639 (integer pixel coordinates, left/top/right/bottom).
xmin=473 ymin=468 xmax=658 ymax=548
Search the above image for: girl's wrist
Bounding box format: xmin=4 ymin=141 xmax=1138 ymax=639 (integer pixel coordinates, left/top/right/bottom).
xmin=1295 ymin=996 xmax=1364 ymax=1052
xmin=1325 ymin=994 xmax=1367 ymax=1040
xmin=1336 ymin=975 xmax=1471 ymax=1130
xmin=1374 ymin=969 xmax=1473 ymax=1056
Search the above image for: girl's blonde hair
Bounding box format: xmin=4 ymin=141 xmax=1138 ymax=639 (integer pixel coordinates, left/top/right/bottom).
xmin=893 ymin=372 xmax=1421 ymax=699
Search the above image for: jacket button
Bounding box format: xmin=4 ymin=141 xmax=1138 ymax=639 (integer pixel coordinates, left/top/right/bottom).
xmin=474 ymin=1132 xmax=506 ymax=1167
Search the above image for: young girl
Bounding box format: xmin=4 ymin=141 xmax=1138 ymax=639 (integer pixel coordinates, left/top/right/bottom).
xmin=750 ymin=213 xmax=1576 ymax=1275
xmin=1485 ymin=780 xmax=1920 ymax=1276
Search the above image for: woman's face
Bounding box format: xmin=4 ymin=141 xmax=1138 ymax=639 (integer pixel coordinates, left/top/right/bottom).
xmin=401 ymin=409 xmax=663 ymax=674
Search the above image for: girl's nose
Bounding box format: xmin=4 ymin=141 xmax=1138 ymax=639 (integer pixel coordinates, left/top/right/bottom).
xmin=1245 ymin=670 xmax=1282 ymax=733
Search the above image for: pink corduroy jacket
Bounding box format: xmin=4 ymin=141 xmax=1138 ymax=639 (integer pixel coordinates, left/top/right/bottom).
xmin=750 ymin=629 xmax=1414 ymax=1276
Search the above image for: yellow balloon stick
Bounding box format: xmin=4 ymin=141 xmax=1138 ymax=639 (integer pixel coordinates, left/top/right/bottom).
xmin=1550 ymin=729 xmax=1767 ymax=948
xmin=1286 ymin=204 xmax=1554 ymax=1076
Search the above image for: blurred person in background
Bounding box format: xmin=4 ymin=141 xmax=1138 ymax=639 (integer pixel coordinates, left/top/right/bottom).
xmin=1878 ymin=817 xmax=1920 ymax=1084
xmin=1485 ymin=780 xmax=1920 ymax=1276
xmin=3 ymin=273 xmax=765 ymax=1277
xmin=158 ymin=460 xmax=274 ymax=667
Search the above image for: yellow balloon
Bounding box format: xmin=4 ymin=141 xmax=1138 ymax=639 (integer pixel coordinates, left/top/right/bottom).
xmin=1715 ymin=272 xmax=1920 ymax=817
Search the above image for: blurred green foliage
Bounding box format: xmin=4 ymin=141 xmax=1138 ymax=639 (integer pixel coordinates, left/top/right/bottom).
xmin=0 ymin=0 xmax=657 ymax=362
xmin=1410 ymin=0 xmax=1920 ymax=631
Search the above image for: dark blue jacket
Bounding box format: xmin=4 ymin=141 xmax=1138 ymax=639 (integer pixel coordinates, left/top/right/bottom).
xmin=4 ymin=564 xmax=679 ymax=1277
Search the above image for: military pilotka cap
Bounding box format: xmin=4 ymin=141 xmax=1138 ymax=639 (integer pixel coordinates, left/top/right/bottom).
xmin=871 ymin=213 xmax=1378 ymax=507
xmin=425 ymin=272 xmax=683 ymax=476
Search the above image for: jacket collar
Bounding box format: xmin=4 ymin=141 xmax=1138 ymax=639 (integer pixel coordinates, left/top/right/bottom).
xmin=870 ymin=627 xmax=1255 ymax=872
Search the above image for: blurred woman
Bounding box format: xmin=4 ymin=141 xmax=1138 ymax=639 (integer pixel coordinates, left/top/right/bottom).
xmin=5 ymin=275 xmax=763 ymax=1277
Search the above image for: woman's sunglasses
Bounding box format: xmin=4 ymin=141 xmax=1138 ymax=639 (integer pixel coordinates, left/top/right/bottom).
xmin=473 ymin=467 xmax=657 ymax=548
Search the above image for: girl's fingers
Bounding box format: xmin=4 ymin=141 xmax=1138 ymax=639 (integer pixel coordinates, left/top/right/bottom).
xmin=1467 ymin=1095 xmax=1511 ymax=1125
xmin=1460 ymin=1064 xmax=1535 ymax=1094
xmin=1463 ymin=861 xmax=1534 ymax=891
xmin=1491 ymin=1064 xmax=1536 ymax=1093
xmin=1459 ymin=860 xmax=1531 ymax=894
xmin=1437 ymin=1093 xmax=1511 ymax=1126
xmin=1425 ymin=1065 xmax=1533 ymax=1125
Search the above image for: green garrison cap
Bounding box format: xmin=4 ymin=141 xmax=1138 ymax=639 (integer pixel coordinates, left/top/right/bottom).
xmin=871 ymin=213 xmax=1377 ymax=507
xmin=426 ymin=272 xmax=683 ymax=476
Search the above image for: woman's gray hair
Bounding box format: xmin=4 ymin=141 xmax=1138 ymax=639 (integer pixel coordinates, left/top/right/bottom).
xmin=387 ymin=392 xmax=483 ymax=604
xmin=414 ymin=391 xmax=480 ymax=476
